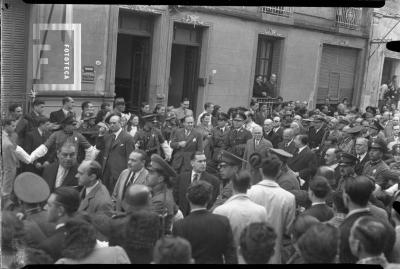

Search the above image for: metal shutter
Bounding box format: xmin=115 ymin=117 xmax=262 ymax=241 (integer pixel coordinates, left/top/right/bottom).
xmin=317 ymin=44 xmax=358 ymax=104
xmin=1 ymin=0 xmax=28 ymax=115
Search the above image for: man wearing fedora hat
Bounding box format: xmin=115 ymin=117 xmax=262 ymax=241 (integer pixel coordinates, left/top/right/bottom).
xmin=147 ymin=154 xmax=179 ymax=234
xmin=133 ymin=114 xmax=172 ymax=160
xmin=308 ymin=115 xmax=327 ymax=151
xmin=362 ymin=139 xmax=391 ymax=190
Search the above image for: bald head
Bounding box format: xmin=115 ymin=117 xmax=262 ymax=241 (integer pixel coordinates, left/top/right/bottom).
xmin=122 ymin=184 xmax=151 ymax=212
xmin=283 ymin=128 xmax=294 ymax=142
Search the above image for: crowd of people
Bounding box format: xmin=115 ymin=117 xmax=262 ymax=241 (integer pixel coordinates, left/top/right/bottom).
xmin=2 ymin=94 xmax=400 ymax=266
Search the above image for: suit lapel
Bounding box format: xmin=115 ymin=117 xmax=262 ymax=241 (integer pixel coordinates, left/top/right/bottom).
xmin=112 ymin=132 xmax=123 ymax=149
xmin=118 ymin=170 xmax=130 ymax=199
xmin=80 ymin=183 xmax=101 ymax=210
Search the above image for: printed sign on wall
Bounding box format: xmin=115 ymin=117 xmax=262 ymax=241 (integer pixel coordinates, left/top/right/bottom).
xmin=32 ymin=23 xmax=81 ymax=91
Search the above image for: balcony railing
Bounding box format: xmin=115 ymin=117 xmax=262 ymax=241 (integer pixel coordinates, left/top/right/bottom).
xmin=336 ymin=7 xmax=362 ymax=30
xmin=259 ymin=6 xmax=293 ymax=18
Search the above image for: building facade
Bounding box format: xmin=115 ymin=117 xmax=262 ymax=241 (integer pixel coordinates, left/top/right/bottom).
xmin=2 ymin=4 xmax=373 ymax=118
xmin=361 ymin=0 xmax=400 ymax=110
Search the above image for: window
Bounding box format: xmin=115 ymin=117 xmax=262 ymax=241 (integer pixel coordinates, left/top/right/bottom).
xmin=255 ymin=36 xmax=274 ymax=83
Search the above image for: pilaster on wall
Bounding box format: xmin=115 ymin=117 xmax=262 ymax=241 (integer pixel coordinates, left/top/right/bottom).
xmin=105 ymin=5 xmax=119 ymax=99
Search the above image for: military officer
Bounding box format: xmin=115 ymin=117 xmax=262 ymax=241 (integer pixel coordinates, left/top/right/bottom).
xmin=161 ymin=112 xmax=179 ymax=143
xmin=367 ymin=120 xmax=385 ymax=141
xmin=13 ymin=172 xmax=56 ymax=239
xmin=209 ymin=113 xmax=230 ymax=174
xmin=29 ymin=116 xmax=95 ymax=164
xmin=338 ymin=125 xmax=363 ymax=155
xmin=147 ymin=154 xmax=179 ymax=234
xmin=225 ymin=111 xmax=252 ymax=158
xmin=362 ymin=139 xmax=391 ymax=189
xmin=211 ymin=150 xmax=245 ymax=210
xmin=133 ymin=114 xmax=172 ymax=161
xmin=336 ymin=152 xmax=359 ymax=192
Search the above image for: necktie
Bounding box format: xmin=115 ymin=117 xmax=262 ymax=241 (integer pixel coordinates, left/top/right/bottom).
xmin=81 ymin=189 xmax=86 ymax=200
xmin=193 ymin=173 xmax=199 ymax=182
xmin=122 ymin=171 xmax=135 ymax=200
xmin=55 ymin=168 xmax=68 ymax=188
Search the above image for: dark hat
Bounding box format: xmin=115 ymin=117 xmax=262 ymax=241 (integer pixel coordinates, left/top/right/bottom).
xmin=338 ymin=152 xmax=358 ymax=167
xmin=217 ymin=112 xmax=229 ymax=121
xmin=370 ymin=120 xmax=384 ymax=131
xmin=218 ymin=150 xmax=246 ymax=166
xmin=142 ymin=114 xmax=157 ymax=123
xmin=165 ymin=112 xmax=176 ymax=121
xmin=369 ymin=138 xmax=387 ymax=152
xmin=14 ymin=172 xmax=50 ymax=204
xmin=61 ymin=115 xmax=77 ymax=125
xmin=269 ymin=148 xmax=293 ymax=159
xmin=376 ymin=169 xmax=400 ymax=184
xmin=148 ymin=154 xmax=177 ymax=178
xmin=345 ymin=125 xmax=363 ymax=134
xmin=393 ymin=144 xmax=400 ymax=155
xmin=232 ymin=111 xmax=247 ymax=121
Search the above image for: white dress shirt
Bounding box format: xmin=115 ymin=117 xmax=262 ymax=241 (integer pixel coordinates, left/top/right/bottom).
xmin=55 ymin=165 xmax=68 ymax=188
xmin=113 ymin=127 xmax=123 ymax=140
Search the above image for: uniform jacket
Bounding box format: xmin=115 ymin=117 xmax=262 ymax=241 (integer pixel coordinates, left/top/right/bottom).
xmin=301 ymin=203 xmax=334 ymax=222
xmin=25 ymin=208 xmax=55 ymax=237
xmin=151 ymin=186 xmax=178 ymax=234
xmin=308 ymin=126 xmax=327 ymax=149
xmin=211 ymin=181 xmax=234 ymax=210
xmin=111 ymin=168 xmax=149 ymax=212
xmin=133 ymin=128 xmax=165 ymax=156
xmin=96 ymin=130 xmax=135 ymax=192
xmin=2 ymin=131 xmax=19 ymax=196
xmin=243 ymin=138 xmax=273 ymax=170
xmin=278 ymin=140 xmax=297 ymax=155
xmin=172 ymin=209 xmax=238 ymax=264
xmin=226 ymin=126 xmax=252 ymax=158
xmin=79 ymin=182 xmax=113 ymax=216
xmin=173 ymin=171 xmax=220 ymax=216
xmin=42 ymin=161 xmax=78 ymax=192
xmin=362 ymin=160 xmax=391 ymax=189
xmin=247 ymin=179 xmax=296 ymax=264
xmin=209 ymin=126 xmax=230 ymax=162
xmin=276 ymin=165 xmax=301 ymax=191
xmin=287 ymin=146 xmax=318 ymax=183
xmin=170 ymin=128 xmax=203 ymax=173
xmin=213 ymin=193 xmax=268 ymax=247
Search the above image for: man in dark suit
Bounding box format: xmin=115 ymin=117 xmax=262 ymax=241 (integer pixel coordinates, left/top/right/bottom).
xmin=170 ymin=116 xmax=203 ymax=174
xmin=76 ymin=160 xmax=113 ymax=217
xmin=22 ymin=116 xmax=51 ymax=175
xmin=301 ymin=176 xmax=334 ymax=222
xmin=95 ymin=113 xmax=135 ymax=193
xmin=8 ymin=103 xmax=29 ymax=146
xmin=49 ymin=97 xmax=75 ymax=128
xmin=308 ymin=115 xmax=327 ymax=150
xmin=278 ymin=128 xmax=297 ymax=155
xmin=243 ymin=125 xmax=272 ymax=170
xmin=39 ymin=187 xmax=81 ymax=261
xmin=173 ymin=181 xmax=237 ymax=264
xmin=339 ymin=176 xmax=396 ymax=263
xmin=42 ymin=142 xmax=79 ymax=193
xmin=354 ymin=137 xmax=369 ymax=175
xmin=272 ymin=116 xmax=284 ymax=142
xmin=25 ymin=99 xmax=46 ymax=132
xmin=263 ymin=119 xmax=281 ymax=148
xmin=173 ymin=151 xmax=220 ymax=216
xmin=287 ymin=134 xmax=318 ymax=189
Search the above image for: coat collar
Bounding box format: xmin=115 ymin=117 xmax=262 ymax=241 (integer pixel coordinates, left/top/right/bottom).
xmin=256 ymin=179 xmax=280 ymax=188
xmin=224 ymin=193 xmax=251 ymax=204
